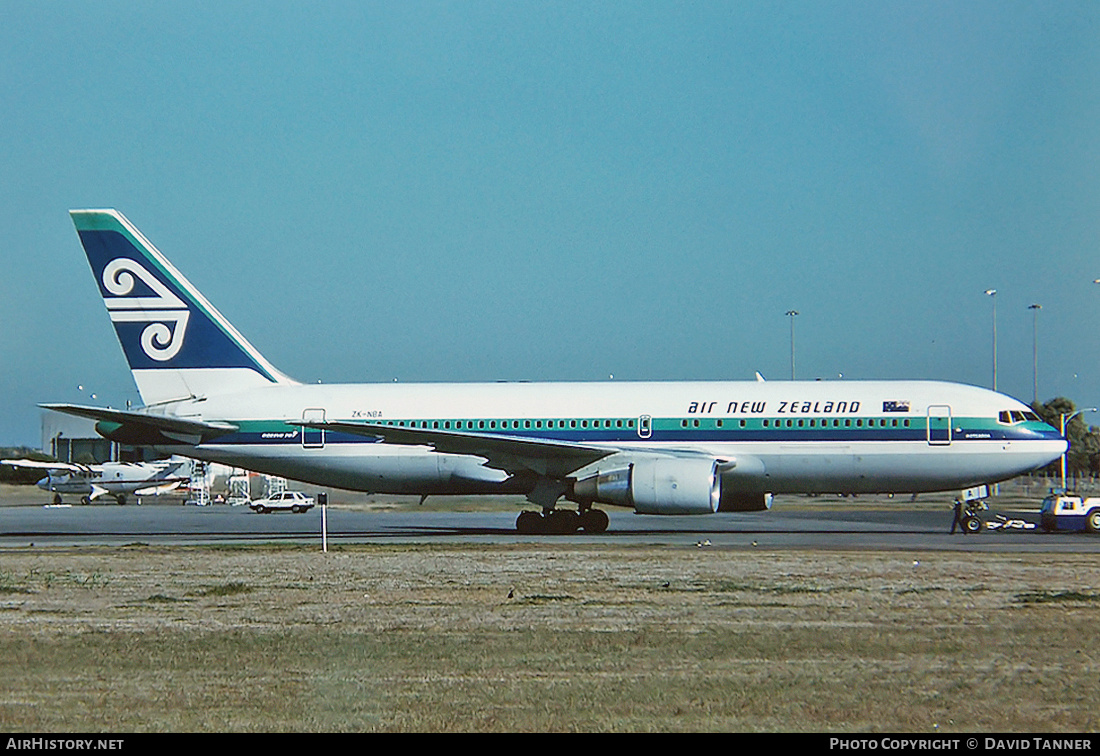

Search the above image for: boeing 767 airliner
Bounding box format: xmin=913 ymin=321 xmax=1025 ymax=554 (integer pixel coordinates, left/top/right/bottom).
xmin=45 ymin=210 xmax=1066 ymax=533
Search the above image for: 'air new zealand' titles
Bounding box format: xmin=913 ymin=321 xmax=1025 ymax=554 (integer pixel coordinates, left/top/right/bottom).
xmin=47 ymin=209 xmax=1067 ymax=534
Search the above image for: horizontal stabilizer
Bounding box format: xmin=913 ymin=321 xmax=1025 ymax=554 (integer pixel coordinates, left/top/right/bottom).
xmin=41 ymin=403 xmax=237 ymax=446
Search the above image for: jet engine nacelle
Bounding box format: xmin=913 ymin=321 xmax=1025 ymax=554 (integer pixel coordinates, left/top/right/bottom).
xmin=572 ymin=458 xmax=721 ymax=515
xmin=718 ymin=491 xmax=774 ymax=512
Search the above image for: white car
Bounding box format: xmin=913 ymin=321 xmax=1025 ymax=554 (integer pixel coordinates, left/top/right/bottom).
xmin=249 ymin=491 xmax=316 ymax=514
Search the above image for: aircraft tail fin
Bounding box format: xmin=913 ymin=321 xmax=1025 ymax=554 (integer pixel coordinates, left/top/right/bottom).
xmin=69 ymin=209 xmax=298 ymax=406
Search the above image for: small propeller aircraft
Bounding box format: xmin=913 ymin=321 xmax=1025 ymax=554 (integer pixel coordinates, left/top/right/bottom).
xmin=0 ymin=458 xmax=189 ymax=504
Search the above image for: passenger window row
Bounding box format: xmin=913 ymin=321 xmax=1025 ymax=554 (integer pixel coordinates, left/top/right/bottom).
xmin=370 ymin=416 xmax=926 ymax=432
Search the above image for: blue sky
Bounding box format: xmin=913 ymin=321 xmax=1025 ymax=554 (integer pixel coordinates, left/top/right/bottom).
xmin=1 ymin=1 xmax=1099 ymax=447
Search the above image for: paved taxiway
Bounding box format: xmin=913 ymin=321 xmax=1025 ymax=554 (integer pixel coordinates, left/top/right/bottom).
xmin=2 ymin=489 xmax=1099 ymax=552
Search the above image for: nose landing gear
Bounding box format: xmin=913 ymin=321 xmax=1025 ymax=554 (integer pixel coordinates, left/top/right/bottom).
xmin=952 ymin=497 xmax=987 ymax=534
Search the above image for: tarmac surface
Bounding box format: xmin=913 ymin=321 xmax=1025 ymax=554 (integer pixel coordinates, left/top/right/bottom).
xmin=3 ymin=483 xmax=1099 ymax=552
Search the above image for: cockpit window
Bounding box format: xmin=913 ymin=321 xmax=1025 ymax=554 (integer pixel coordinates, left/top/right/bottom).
xmin=1000 ymin=410 xmax=1044 ymax=424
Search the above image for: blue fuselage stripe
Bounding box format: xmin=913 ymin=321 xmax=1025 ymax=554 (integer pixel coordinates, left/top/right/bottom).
xmin=207 ymin=425 xmax=1059 ymax=447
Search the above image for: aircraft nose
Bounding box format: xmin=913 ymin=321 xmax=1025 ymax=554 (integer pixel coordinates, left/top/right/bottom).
xmin=1038 ymin=423 xmax=1067 ymax=441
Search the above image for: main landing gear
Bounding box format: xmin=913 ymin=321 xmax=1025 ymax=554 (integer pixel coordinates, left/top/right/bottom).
xmin=515 ymin=506 xmax=610 ymax=535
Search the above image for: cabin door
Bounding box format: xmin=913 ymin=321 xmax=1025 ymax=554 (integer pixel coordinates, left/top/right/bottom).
xmin=302 ymin=408 xmax=326 ymax=449
xmin=926 ymin=405 xmax=952 ymax=446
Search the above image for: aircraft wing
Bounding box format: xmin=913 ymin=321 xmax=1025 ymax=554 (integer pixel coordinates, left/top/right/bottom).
xmin=294 ymin=420 xmax=616 ymax=478
xmin=40 ymin=404 xmax=238 ymax=445
xmin=1 ymin=458 xmax=91 ymax=474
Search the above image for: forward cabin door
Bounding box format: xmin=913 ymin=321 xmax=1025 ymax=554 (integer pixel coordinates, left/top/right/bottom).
xmin=926 ymin=405 xmax=952 ymax=446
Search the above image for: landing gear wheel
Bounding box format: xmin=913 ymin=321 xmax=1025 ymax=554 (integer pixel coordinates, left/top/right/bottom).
xmin=1087 ymin=510 xmax=1100 ymax=534
xmin=52 ymin=494 xmax=61 ymax=505
xmin=962 ymin=515 xmax=983 ymax=534
xmin=545 ymin=508 xmax=579 ymax=535
xmin=579 ymin=508 xmax=609 ymax=534
xmin=516 ymin=510 xmax=542 ymax=534
xmin=515 ymin=509 xmax=586 ymax=534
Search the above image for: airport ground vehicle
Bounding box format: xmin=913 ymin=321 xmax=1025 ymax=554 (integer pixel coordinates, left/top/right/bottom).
xmin=1039 ymin=494 xmax=1100 ymax=533
xmin=249 ymin=491 xmax=316 ymax=514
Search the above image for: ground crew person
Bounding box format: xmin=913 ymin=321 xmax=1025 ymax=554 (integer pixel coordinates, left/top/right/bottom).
xmin=950 ymin=498 xmax=964 ymax=534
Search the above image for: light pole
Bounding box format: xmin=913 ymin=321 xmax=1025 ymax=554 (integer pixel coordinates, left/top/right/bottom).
xmin=1060 ymin=408 xmax=1097 ymax=492
xmin=1028 ymin=304 xmax=1042 ymax=404
xmin=786 ymin=310 xmax=798 ymax=380
xmin=985 ymin=289 xmax=997 ymax=391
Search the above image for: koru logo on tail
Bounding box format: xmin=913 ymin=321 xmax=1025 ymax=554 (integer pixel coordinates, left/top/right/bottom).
xmin=102 ymin=258 xmax=190 ymax=361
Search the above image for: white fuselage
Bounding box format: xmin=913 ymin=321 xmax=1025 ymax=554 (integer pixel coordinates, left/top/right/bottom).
xmin=61 ymin=209 xmax=1069 ymax=518
xmin=141 ymin=378 xmax=1065 ymax=497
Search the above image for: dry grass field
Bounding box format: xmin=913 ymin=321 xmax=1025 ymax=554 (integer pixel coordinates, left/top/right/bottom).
xmin=0 ymin=542 xmax=1098 ymax=732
